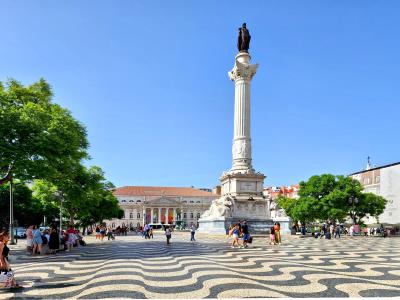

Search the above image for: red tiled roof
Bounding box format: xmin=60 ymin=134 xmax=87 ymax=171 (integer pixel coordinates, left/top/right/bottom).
xmin=113 ymin=186 xmax=215 ymax=197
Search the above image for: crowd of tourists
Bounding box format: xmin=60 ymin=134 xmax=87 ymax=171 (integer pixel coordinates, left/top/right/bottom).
xmin=93 ymin=225 xmax=128 ymax=241
xmin=298 ymin=223 xmax=393 ymax=239
xmin=25 ymin=225 xmax=86 ymax=255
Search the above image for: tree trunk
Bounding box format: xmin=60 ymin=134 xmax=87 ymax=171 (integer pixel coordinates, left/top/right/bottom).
xmin=0 ymin=166 xmax=13 ymax=185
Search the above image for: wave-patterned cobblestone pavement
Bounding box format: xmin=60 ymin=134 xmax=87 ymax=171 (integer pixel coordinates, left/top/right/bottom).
xmin=1 ymin=233 xmax=400 ymax=299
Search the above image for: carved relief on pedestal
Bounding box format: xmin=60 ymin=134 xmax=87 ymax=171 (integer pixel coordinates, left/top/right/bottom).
xmin=232 ymin=139 xmax=251 ymax=159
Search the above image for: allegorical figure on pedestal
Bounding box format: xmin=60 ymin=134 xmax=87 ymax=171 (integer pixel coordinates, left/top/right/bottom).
xmin=237 ymin=23 xmax=251 ymax=52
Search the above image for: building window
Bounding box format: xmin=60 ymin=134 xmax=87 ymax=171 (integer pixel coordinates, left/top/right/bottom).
xmin=121 ymin=200 xmax=127 ymax=203
xmin=129 ymin=200 xmax=134 ymax=202
xmin=189 ymin=201 xmax=194 ymax=203
xmin=183 ymin=212 xmax=187 ymax=219
xmin=190 ymin=212 xmax=194 ymax=218
xmin=197 ymin=213 xmax=201 ymax=218
xmin=130 ymin=213 xmax=133 ymax=219
xmin=112 ymin=223 xmax=115 ymax=228
xmin=375 ymin=176 xmax=380 ymax=183
xmin=363 ymin=178 xmax=370 ymax=185
xmin=196 ymin=201 xmax=201 ymax=203
xmin=182 ymin=201 xmax=187 ymax=203
xmin=137 ymin=213 xmax=141 ymax=219
xmin=137 ymin=200 xmax=141 ymax=203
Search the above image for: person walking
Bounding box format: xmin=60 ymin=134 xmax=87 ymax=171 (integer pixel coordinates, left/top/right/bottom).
xmin=190 ymin=224 xmax=196 ymax=242
xmin=334 ymin=225 xmax=341 ymax=238
xmin=230 ymin=224 xmax=241 ymax=248
xmin=241 ymin=221 xmax=250 ymax=248
xmin=165 ymin=227 xmax=172 ymax=245
xmin=349 ymin=225 xmax=354 ymax=237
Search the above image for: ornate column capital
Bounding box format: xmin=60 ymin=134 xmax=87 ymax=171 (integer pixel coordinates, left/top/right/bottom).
xmin=228 ymin=60 xmax=259 ymax=81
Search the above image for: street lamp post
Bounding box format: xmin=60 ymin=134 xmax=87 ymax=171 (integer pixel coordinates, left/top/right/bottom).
xmin=9 ymin=177 xmax=15 ymax=245
xmin=55 ymin=191 xmax=63 ymax=235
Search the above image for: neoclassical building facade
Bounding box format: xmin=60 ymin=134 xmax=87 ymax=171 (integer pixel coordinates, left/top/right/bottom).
xmin=105 ymin=186 xmax=218 ymax=229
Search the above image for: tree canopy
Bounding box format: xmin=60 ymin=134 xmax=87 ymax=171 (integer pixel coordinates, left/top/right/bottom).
xmin=0 ymin=78 xmax=88 ymax=185
xmin=1 ymin=78 xmax=122 ymax=228
xmin=33 ymin=166 xmax=123 ymax=227
xmin=0 ymin=181 xmax=59 ymax=228
xmin=277 ymin=174 xmax=387 ymax=225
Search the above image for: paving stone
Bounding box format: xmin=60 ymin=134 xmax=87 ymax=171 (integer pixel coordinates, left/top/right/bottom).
xmin=1 ymin=233 xmax=400 ymax=298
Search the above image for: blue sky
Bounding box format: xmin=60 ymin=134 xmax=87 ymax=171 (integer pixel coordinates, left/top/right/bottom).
xmin=1 ymin=1 xmax=399 ymax=188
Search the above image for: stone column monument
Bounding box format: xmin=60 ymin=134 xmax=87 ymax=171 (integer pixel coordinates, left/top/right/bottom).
xmin=198 ymin=23 xmax=272 ymax=234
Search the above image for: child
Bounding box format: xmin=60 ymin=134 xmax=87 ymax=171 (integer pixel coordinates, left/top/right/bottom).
xmin=269 ymin=226 xmax=276 ymax=245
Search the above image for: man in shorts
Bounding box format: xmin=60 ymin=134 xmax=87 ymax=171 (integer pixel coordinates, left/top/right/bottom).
xmin=241 ymin=221 xmax=250 ymax=248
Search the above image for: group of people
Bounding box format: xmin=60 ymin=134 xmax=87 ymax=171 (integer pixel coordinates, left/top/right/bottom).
xmin=25 ymin=225 xmax=60 ymax=255
xmin=228 ymin=220 xmax=252 ymax=248
xmin=136 ymin=223 xmax=197 ymax=245
xmin=94 ymin=225 xmax=130 ymax=241
xmin=141 ymin=224 xmax=154 ymax=239
xmin=306 ymin=223 xmax=392 ymax=239
xmin=25 ymin=225 xmax=85 ymax=255
xmin=269 ymin=222 xmax=281 ymax=245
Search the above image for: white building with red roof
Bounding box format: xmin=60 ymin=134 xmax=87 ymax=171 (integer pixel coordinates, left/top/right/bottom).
xmin=106 ymin=186 xmax=218 ymax=229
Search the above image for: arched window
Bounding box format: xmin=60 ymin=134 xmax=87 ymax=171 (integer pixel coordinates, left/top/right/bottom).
xmin=130 ymin=213 xmax=133 ymax=219
xmin=197 ymin=213 xmax=201 ymax=218
xmin=129 ymin=200 xmax=134 ymax=202
xmin=190 ymin=212 xmax=194 ymax=218
xmin=136 ymin=200 xmax=142 ymax=203
xmin=121 ymin=200 xmax=127 ymax=203
xmin=137 ymin=213 xmax=141 ymax=219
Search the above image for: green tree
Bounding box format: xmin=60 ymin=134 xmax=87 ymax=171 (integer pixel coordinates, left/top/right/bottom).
xmin=277 ymin=174 xmax=388 ymax=225
xmin=0 ymin=79 xmax=88 ymax=185
xmin=0 ymin=181 xmax=57 ymax=228
xmin=348 ymin=192 xmax=387 ymax=224
xmin=32 ymin=165 xmax=122 ymax=227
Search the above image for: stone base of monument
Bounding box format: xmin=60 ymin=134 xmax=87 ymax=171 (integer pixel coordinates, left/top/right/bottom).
xmin=198 ymin=217 xmax=274 ymax=235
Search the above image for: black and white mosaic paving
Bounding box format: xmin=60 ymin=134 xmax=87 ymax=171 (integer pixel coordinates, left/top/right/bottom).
xmin=1 ymin=232 xmax=400 ymax=298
